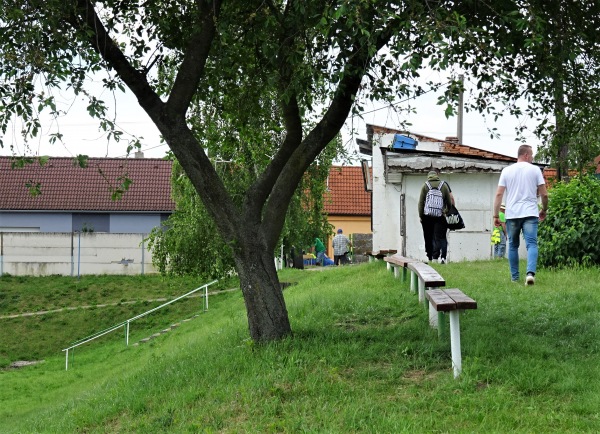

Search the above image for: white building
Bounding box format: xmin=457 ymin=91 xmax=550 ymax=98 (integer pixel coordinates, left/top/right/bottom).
xmin=359 ymin=124 xmax=541 ymax=262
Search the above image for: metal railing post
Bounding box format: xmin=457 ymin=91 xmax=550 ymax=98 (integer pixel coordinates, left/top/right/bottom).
xmin=204 ymin=285 xmax=209 ymax=311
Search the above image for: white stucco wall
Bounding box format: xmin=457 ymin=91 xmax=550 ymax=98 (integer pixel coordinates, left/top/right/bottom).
xmin=371 ymin=167 xmax=402 ymax=252
xmin=371 ymin=133 xmax=525 ymax=262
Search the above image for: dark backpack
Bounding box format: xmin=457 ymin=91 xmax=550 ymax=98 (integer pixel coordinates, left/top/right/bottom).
xmin=424 ymin=181 xmax=445 ymax=217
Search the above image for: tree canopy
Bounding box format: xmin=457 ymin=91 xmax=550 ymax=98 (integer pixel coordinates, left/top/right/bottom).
xmin=2 ymin=0 xmax=600 ymax=341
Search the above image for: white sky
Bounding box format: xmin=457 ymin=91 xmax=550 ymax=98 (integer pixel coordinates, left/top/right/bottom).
xmin=1 ymin=74 xmax=541 ymax=161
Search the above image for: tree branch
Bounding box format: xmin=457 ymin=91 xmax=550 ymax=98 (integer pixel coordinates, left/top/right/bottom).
xmin=262 ymin=28 xmax=396 ymax=249
xmin=70 ymin=0 xmax=164 ymax=115
xmin=167 ymin=0 xmax=223 ymax=117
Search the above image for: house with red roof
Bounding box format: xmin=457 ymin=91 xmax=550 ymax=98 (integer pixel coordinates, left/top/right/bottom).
xmin=0 ymin=157 xmax=371 ymax=238
xmin=322 ymin=165 xmax=372 ymax=259
xmin=0 ymin=157 xmax=174 ymax=233
xmin=360 ymin=124 xmax=545 ymax=261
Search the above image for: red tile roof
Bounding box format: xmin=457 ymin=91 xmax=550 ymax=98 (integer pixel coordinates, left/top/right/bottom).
xmin=324 ymin=166 xmax=371 ymax=216
xmin=1 ymin=157 xmax=372 ymax=216
xmin=0 ymin=157 xmax=174 ymax=212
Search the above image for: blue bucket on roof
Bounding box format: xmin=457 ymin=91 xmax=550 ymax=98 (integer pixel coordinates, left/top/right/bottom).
xmin=392 ymin=134 xmax=417 ymax=149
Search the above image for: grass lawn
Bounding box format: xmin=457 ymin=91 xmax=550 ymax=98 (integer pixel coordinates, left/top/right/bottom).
xmin=1 ymin=261 xmax=599 ymax=432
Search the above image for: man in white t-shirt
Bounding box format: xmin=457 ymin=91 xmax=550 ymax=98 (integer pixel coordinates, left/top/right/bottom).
xmin=493 ymin=145 xmax=548 ymax=285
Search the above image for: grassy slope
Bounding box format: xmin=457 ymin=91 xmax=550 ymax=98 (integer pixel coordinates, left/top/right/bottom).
xmin=0 ymin=274 xmax=235 ymax=363
xmin=1 ymin=262 xmax=600 ymax=433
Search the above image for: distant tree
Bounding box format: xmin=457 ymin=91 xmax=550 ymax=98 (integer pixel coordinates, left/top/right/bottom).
xmin=2 ymin=1 xmax=600 ymax=342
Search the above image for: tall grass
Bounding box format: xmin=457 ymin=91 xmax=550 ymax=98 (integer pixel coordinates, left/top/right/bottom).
xmin=1 ymin=261 xmax=600 ymax=432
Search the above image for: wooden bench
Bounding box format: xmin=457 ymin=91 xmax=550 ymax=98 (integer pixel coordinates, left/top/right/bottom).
xmin=366 ymin=249 xmax=397 ymax=262
xmin=426 ymin=288 xmax=477 ymax=378
xmin=406 ymin=261 xmax=446 ymax=304
xmin=383 ymin=254 xmax=416 ymax=282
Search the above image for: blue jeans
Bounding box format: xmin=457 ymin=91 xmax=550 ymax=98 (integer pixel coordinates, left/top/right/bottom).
xmin=506 ymin=217 xmax=539 ymax=281
xmin=316 ymin=251 xmax=325 ymax=265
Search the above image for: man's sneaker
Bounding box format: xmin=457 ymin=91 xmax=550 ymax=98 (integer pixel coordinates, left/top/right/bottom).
xmin=438 ymin=258 xmax=446 ymax=264
xmin=525 ymin=273 xmax=535 ymax=286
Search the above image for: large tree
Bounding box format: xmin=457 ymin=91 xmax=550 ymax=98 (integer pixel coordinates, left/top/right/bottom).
xmin=2 ymin=1 xmax=600 ymax=342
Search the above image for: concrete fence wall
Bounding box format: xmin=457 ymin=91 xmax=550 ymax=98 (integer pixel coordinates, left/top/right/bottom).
xmin=0 ymin=232 xmax=157 ymax=276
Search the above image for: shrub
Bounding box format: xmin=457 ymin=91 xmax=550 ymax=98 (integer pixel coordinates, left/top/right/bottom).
xmin=539 ymin=174 xmax=600 ymax=267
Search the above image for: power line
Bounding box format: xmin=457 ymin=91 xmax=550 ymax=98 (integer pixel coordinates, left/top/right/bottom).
xmin=353 ymin=80 xmax=452 ymax=117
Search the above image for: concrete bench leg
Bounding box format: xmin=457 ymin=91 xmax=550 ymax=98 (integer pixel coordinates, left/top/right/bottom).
xmin=449 ymin=310 xmax=462 ymax=378
xmin=428 ymin=300 xmax=438 ymax=328
xmin=418 ymin=280 xmax=425 ymax=304
xmin=410 ymin=271 xmax=417 ymax=293
xmin=393 ymin=266 xmax=400 ymax=279
xmin=386 ymin=261 xmax=391 ymax=271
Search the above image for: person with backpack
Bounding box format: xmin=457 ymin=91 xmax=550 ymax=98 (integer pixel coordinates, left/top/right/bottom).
xmin=418 ymin=170 xmax=453 ymax=264
xmin=431 ymin=168 xmax=456 ymax=259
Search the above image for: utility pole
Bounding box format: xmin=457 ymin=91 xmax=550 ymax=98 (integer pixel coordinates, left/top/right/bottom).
xmin=457 ymin=74 xmax=464 ymax=144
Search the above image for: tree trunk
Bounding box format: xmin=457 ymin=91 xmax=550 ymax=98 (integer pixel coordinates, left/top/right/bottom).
xmin=555 ymin=87 xmax=568 ymax=181
xmin=233 ymin=240 xmax=291 ymax=342
xmin=554 ymin=4 xmax=569 ymax=182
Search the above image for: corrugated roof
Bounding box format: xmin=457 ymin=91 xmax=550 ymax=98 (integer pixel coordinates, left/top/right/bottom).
xmin=324 ymin=166 xmax=371 ymax=216
xmin=0 ymin=157 xmax=174 ymax=212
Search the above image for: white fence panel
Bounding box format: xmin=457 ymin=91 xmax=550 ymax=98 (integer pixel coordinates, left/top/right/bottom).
xmin=0 ymin=232 xmax=157 ymax=276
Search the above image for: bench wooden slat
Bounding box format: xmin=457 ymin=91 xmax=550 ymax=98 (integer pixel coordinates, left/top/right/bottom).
xmin=407 ymin=262 xmax=446 ymax=287
xmin=367 ymin=249 xmax=398 ymax=261
xmin=383 ymin=254 xmax=415 ymax=267
xmin=443 ymin=288 xmax=478 ymax=310
xmin=425 ymin=289 xmax=457 ymax=311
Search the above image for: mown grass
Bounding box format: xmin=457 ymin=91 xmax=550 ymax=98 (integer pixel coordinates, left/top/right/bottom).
xmin=1 ymin=261 xmax=600 ymax=433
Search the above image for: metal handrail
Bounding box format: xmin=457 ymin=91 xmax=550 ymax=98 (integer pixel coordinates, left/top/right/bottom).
xmin=62 ymin=280 xmax=218 ymax=370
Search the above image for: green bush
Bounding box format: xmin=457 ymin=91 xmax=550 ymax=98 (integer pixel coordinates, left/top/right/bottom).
xmin=539 ymin=174 xmax=600 ymax=267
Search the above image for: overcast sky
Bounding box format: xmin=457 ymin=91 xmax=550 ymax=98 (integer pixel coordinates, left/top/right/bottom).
xmin=1 ymin=74 xmax=541 ymax=161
